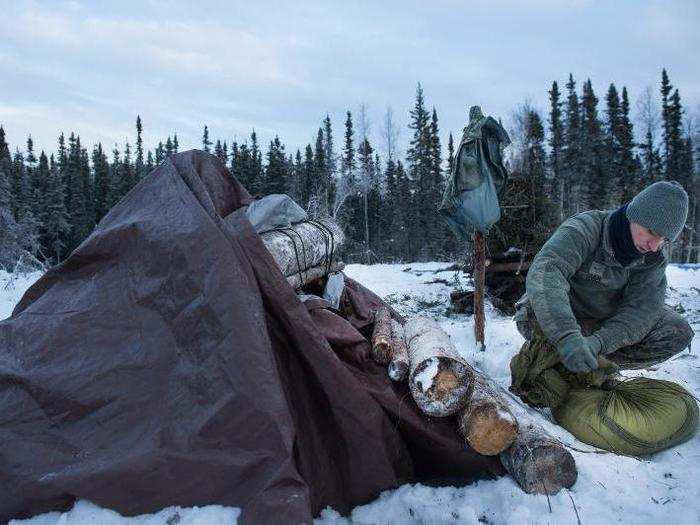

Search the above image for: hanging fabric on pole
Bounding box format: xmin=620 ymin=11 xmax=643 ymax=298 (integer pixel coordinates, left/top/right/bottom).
xmin=439 ymin=106 xmax=510 ymax=239
xmin=439 ymin=105 xmax=510 ymax=352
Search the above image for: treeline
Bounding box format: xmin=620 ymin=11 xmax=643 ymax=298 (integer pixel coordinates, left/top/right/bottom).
xmin=0 ymin=69 xmax=697 ymax=272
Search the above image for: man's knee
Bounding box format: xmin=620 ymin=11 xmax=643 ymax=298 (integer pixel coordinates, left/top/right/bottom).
xmin=644 ymin=308 xmax=694 ymax=355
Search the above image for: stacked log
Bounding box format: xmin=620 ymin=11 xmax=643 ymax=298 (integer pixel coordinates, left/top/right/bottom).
xmin=404 ymin=317 xmax=472 ymax=417
xmin=260 ymin=218 xmax=345 ymax=289
xmin=371 ymin=307 xmax=393 ymax=365
xmin=286 ymin=261 xmax=345 ymax=289
xmin=387 ymin=320 xmax=409 ymax=382
xmin=457 ymin=367 xmax=518 ymax=455
xmin=367 ymin=312 xmax=577 ymax=495
xmin=499 ymin=423 xmax=577 ymax=495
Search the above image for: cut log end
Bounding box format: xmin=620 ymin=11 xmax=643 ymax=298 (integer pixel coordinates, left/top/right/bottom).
xmin=515 ymin=443 xmax=577 ymax=495
xmin=409 ymin=356 xmax=471 ymax=417
xmin=500 ymin=426 xmax=577 ymax=495
xmin=388 ymin=360 xmax=409 ymax=382
xmin=459 ymin=404 xmax=518 ymax=456
xmin=371 ymin=337 xmax=393 ymax=365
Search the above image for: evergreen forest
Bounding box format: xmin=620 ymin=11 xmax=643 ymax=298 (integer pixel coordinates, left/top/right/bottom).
xmin=1 ymin=69 xmax=697 ymax=272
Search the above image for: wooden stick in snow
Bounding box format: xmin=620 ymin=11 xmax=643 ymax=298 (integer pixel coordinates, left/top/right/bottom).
xmin=286 ymin=261 xmax=344 ymax=289
xmin=472 ymin=231 xmax=486 ymax=351
xmin=371 ymin=307 xmax=393 ymax=365
xmin=388 ymin=319 xmax=409 ymax=382
xmin=457 ymin=366 xmax=518 ymax=455
xmin=404 ymin=316 xmax=472 ymax=417
xmin=499 ymin=423 xmax=577 ymax=495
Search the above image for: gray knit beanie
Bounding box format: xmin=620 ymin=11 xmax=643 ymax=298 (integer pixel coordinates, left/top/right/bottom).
xmin=626 ymin=181 xmax=689 ymax=241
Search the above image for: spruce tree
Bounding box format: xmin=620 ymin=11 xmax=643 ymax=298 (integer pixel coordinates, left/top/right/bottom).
xmin=165 ymin=137 xmax=174 ymax=158
xmin=135 ymin=116 xmax=145 ymax=180
xmin=214 ymin=139 xmax=225 ymax=163
xmin=302 ymin=144 xmax=315 ymax=208
xmin=250 ymin=131 xmax=263 ymax=194
xmin=357 ymin=137 xmax=375 ymax=259
xmin=604 ymin=83 xmax=622 ymax=204
xmin=92 ymin=143 xmax=111 ymax=222
xmin=155 ymin=142 xmax=165 ymax=164
xmin=661 ymin=69 xmax=673 ymax=169
xmin=447 ymin=132 xmax=455 ymax=175
xmin=263 ymin=136 xmax=287 ymax=195
xmin=618 ymin=87 xmax=638 ymax=202
xmin=562 ymin=74 xmax=582 ymax=217
xmin=313 ymin=127 xmax=328 ymax=214
xmin=146 ymin=150 xmax=154 ymax=173
xmin=548 ymin=81 xmax=565 ymax=219
xmin=107 ymin=146 xmax=121 ymax=209
xmin=323 ymin=115 xmax=336 ymax=207
xmin=382 ymin=158 xmax=398 ymax=258
xmin=395 ymin=160 xmax=411 ymax=261
xmin=580 ymin=79 xmax=605 ymax=209
xmin=406 ymin=83 xmax=430 ymax=259
xmin=119 ymin=142 xmax=135 ymax=199
xmin=41 ymin=153 xmax=69 ymax=262
xmin=202 ymin=126 xmax=212 ymax=153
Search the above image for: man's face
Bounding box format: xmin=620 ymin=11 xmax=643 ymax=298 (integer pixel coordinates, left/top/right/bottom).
xmin=630 ymin=222 xmax=665 ymax=253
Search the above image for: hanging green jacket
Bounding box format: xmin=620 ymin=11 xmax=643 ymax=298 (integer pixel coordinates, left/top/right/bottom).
xmin=521 ymin=210 xmax=667 ymax=360
xmin=438 ymin=106 xmax=510 ymax=238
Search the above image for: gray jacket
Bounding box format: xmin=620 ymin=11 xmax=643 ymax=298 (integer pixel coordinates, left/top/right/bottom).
xmin=520 ymin=210 xmax=667 ymax=356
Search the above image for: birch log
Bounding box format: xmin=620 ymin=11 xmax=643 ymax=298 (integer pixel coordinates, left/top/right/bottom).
xmin=457 ymin=367 xmax=518 ymax=455
xmin=404 ymin=316 xmax=472 ymax=417
xmin=260 ymin=218 xmax=345 ymax=277
xmin=388 ymin=320 xmax=409 ymax=382
xmin=499 ymin=423 xmax=577 ymax=495
xmin=286 ymin=261 xmax=344 ymax=289
xmin=371 ymin=307 xmax=393 ymax=364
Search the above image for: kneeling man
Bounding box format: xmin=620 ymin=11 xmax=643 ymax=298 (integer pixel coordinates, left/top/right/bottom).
xmin=515 ymin=180 xmax=694 ymax=373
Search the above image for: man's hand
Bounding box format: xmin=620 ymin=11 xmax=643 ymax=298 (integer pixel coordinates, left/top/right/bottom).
xmin=557 ymin=335 xmax=602 ymax=373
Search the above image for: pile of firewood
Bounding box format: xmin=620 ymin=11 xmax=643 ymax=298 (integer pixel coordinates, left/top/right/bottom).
xmin=260 ymin=217 xmax=345 ymax=289
xmin=371 ymin=308 xmax=577 ymax=495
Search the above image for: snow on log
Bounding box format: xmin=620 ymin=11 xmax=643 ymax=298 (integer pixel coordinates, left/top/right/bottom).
xmin=499 ymin=423 xmax=577 ymax=495
xmin=286 ymin=261 xmax=345 ymax=289
xmin=260 ymin=218 xmax=345 ymax=277
xmin=457 ymin=366 xmax=518 ymax=455
xmin=404 ymin=316 xmax=472 ymax=417
xmin=388 ymin=319 xmax=409 ymax=382
xmin=371 ymin=307 xmax=393 ymax=365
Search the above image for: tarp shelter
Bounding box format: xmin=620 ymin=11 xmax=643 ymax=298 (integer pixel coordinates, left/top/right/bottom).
xmin=0 ymin=150 xmax=502 ymax=524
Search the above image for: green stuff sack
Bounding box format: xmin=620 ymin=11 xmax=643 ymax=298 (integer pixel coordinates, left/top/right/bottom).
xmin=552 ymin=378 xmax=699 ymax=456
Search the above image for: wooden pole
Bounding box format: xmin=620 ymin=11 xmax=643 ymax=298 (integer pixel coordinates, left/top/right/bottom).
xmin=472 ymin=231 xmax=486 ymax=351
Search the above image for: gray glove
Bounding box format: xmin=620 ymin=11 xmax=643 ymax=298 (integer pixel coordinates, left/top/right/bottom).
xmin=557 ymin=334 xmax=602 ymax=373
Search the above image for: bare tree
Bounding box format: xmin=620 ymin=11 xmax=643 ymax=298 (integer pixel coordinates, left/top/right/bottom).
xmin=635 ymin=86 xmax=661 ymax=146
xmin=382 ymin=105 xmax=400 ymax=162
xmin=357 ymin=103 xmax=371 ymax=143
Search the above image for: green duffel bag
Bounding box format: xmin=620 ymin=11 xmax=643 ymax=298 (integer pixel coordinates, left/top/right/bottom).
xmin=552 ymin=378 xmax=699 ymax=456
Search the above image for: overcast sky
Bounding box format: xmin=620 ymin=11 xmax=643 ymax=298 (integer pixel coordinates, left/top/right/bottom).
xmin=1 ymin=0 xmax=698 ymax=160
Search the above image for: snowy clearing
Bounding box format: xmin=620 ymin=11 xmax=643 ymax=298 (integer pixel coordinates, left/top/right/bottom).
xmin=4 ymin=263 xmax=699 ymax=525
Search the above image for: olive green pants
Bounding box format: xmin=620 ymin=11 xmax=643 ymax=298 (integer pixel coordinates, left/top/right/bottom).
xmin=514 ymin=303 xmax=694 ymax=370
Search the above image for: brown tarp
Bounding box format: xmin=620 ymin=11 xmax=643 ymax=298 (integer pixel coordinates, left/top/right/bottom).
xmin=0 ymin=150 xmax=502 ymax=524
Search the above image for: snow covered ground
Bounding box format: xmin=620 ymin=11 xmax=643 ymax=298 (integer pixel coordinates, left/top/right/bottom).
xmin=3 ymin=263 xmax=700 ymax=525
